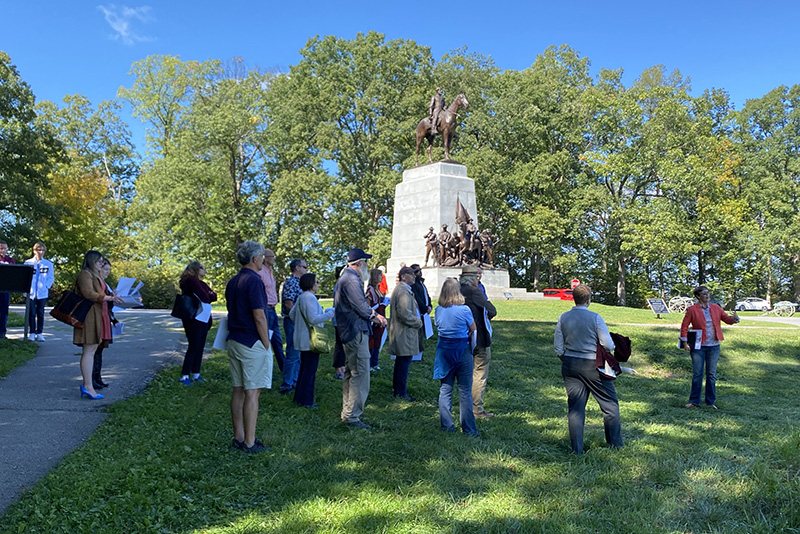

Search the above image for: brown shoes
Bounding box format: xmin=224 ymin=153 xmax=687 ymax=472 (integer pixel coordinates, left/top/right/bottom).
xmin=474 ymin=412 xmax=495 ymax=419
xmin=685 ymin=403 xmax=700 ymax=409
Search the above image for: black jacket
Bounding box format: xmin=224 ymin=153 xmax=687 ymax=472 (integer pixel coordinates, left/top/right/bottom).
xmin=460 ymin=283 xmax=497 ymax=348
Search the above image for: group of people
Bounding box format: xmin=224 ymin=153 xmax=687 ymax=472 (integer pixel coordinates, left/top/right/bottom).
xmin=1 ymin=239 xmax=742 ymax=456
xmin=218 ymin=243 xmax=500 ymax=453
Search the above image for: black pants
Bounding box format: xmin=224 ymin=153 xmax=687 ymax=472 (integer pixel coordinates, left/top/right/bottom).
xmin=181 ymin=319 xmax=211 ymax=375
xmin=93 ymin=345 xmax=106 ymax=383
xmin=393 ymin=355 xmax=412 ymax=397
xmin=561 ymin=356 xmax=622 ymax=454
xmin=28 ymin=298 xmax=47 ymax=334
xmin=293 ymin=350 xmax=320 ymax=406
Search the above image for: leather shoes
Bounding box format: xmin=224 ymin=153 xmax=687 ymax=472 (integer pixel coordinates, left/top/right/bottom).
xmin=475 ymin=411 xmax=495 ymax=419
xmin=92 ymin=380 xmax=105 ymax=390
xmin=96 ymin=378 xmax=109 ymax=388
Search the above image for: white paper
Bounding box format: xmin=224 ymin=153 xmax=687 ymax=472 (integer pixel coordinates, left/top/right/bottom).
xmin=213 ymin=317 xmax=228 ymax=350
xmin=111 ymin=322 xmax=124 ymax=337
xmin=114 ymin=277 xmax=136 ymax=296
xmin=391 ymin=351 xmax=423 ymax=362
xmin=379 ymin=328 xmax=388 ymax=353
xmin=195 ymin=302 xmax=212 ymax=323
xmin=114 ymin=295 xmax=141 ymax=308
xmin=484 ymin=308 xmax=492 ymax=337
xmin=423 ymin=313 xmax=433 ymax=339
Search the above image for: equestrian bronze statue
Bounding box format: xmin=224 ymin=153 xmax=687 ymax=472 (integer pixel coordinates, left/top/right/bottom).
xmin=415 ymin=91 xmax=469 ymax=165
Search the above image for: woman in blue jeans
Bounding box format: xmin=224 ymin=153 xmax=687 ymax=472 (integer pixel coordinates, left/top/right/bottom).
xmin=433 ymin=278 xmax=477 ymax=435
xmin=680 ymin=285 xmax=739 ymax=409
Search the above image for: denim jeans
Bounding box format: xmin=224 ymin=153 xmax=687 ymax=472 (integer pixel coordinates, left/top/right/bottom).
xmin=561 ymin=356 xmax=622 ymax=454
xmin=28 ymin=298 xmax=47 ymax=334
xmin=266 ymin=307 xmax=285 ymax=372
xmin=689 ymin=345 xmax=720 ymax=406
xmin=282 ymin=316 xmax=300 ymax=387
xmin=438 ymin=348 xmax=478 ymax=435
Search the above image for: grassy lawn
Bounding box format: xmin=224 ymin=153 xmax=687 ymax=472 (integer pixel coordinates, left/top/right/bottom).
xmin=0 ymin=312 xmax=36 ymax=378
xmin=2 ymin=300 xmax=799 ymax=533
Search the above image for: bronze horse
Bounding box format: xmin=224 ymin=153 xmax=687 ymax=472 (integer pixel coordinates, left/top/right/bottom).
xmin=415 ymin=92 xmax=469 ymax=165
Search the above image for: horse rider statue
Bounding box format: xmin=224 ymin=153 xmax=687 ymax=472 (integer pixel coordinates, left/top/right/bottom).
xmin=429 ymin=87 xmax=445 ymax=135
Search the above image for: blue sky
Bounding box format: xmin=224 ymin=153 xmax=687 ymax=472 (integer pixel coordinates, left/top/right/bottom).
xmin=2 ymin=0 xmax=799 ymax=151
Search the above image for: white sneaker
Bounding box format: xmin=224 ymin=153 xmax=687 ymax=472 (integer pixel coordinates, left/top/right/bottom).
xmin=36 ymin=334 xmax=45 ymax=342
xmin=29 ymin=334 xmax=36 ymax=341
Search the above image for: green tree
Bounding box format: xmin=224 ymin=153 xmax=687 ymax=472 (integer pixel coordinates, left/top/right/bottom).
xmin=267 ymin=32 xmax=434 ymax=278
xmin=34 ymin=95 xmax=138 ymax=277
xmin=0 ymin=51 xmax=61 ymax=247
xmin=735 ymin=85 xmax=800 ymax=302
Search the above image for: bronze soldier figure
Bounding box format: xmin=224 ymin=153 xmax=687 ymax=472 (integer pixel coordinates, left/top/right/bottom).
xmin=429 ymin=87 xmax=445 ymax=135
xmin=423 ymin=227 xmax=439 ymax=267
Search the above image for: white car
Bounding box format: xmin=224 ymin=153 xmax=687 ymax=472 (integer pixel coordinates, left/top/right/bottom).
xmin=735 ymin=297 xmax=771 ymax=311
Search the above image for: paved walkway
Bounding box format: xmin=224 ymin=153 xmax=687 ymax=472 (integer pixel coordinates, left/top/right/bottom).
xmin=0 ymin=307 xmax=187 ymax=516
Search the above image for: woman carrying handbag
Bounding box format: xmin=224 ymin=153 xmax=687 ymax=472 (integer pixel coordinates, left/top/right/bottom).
xmin=74 ymin=250 xmax=123 ymax=400
xmin=290 ymin=273 xmax=334 ymax=408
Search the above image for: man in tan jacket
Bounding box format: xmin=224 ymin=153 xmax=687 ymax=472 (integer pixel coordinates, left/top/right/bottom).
xmin=387 ymin=266 xmax=423 ymax=401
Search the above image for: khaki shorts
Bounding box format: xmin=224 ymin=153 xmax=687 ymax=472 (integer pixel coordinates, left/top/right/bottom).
xmin=227 ymin=339 xmax=272 ymax=390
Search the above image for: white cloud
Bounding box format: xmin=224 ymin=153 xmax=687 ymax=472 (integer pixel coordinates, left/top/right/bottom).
xmin=97 ymin=4 xmax=155 ymax=46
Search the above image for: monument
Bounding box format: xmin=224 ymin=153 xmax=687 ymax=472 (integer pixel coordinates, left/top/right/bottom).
xmin=387 ymin=161 xmax=527 ymax=299
xmin=387 ymin=89 xmax=540 ymax=300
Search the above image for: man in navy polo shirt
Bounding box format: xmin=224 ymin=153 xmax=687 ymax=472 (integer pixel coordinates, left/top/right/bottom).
xmin=226 ymin=240 xmax=273 ymax=453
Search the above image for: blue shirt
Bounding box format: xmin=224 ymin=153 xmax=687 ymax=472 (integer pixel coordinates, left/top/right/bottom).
xmin=225 ymin=268 xmax=266 ymax=348
xmin=434 ymin=305 xmax=473 ymax=338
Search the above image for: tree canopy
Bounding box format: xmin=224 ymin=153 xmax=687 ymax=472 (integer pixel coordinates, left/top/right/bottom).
xmin=3 ymin=38 xmax=799 ymax=305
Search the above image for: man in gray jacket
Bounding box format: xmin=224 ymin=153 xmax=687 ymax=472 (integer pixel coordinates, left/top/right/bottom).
xmin=334 ymin=248 xmax=387 ymax=429
xmin=554 ymin=284 xmax=621 ymax=454
xmin=459 ymin=265 xmax=497 ymax=418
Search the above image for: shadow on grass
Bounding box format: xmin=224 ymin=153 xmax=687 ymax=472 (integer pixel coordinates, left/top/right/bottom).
xmin=3 ymin=319 xmax=800 ymax=533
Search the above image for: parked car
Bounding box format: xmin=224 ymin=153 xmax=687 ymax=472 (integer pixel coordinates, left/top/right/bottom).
xmin=734 ymin=297 xmax=771 ymax=311
xmin=543 ymin=288 xmax=574 ymax=301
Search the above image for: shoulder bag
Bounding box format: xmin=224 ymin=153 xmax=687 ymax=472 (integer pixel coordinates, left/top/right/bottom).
xmin=50 ymin=286 xmax=95 ymax=328
xmin=301 ymin=299 xmax=332 ymax=354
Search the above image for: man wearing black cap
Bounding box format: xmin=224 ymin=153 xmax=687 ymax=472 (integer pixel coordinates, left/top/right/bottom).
xmin=335 ymin=248 xmax=388 ymax=429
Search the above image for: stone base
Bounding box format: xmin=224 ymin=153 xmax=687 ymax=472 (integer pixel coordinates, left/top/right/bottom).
xmin=385 ymin=263 xmax=543 ymax=301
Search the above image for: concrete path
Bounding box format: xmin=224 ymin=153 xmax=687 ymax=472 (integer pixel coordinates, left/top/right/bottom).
xmin=0 ymin=307 xmax=187 ymax=516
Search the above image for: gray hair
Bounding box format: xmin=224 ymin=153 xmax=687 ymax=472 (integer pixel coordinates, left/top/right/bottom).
xmin=236 ymin=240 xmax=265 ymax=266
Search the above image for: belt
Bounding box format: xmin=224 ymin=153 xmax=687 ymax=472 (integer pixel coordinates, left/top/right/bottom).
xmin=267 ymin=304 xmax=276 ymax=309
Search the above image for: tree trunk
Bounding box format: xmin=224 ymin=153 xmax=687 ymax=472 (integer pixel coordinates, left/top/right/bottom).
xmin=766 ymin=255 xmax=773 ymax=306
xmin=698 ymin=249 xmax=706 ymax=284
xmin=617 ymin=254 xmax=627 ymax=307
xmin=793 ymin=253 xmax=800 ymax=303
xmin=532 ymin=251 xmax=540 ymax=292
xmin=617 ymin=254 xmax=628 ymax=306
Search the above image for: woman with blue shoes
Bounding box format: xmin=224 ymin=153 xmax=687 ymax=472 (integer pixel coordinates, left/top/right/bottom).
xmin=74 ymin=250 xmax=123 ymax=399
xmin=178 ymin=261 xmax=217 ymax=386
